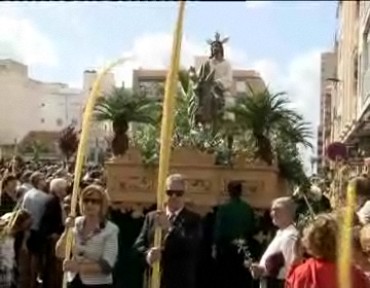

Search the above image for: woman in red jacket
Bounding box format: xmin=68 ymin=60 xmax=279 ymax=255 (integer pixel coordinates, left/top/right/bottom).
xmin=285 ymin=213 xmax=369 ymax=288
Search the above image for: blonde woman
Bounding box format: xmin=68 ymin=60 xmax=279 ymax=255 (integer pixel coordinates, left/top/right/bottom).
xmin=56 ymin=185 xmax=119 ymax=288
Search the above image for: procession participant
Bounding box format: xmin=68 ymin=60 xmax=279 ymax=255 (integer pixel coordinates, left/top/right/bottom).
xmin=56 ymin=185 xmax=119 ymax=288
xmin=0 ymin=210 xmax=32 ymax=288
xmin=40 ymin=178 xmax=68 ymax=288
xmin=286 ymin=213 xmax=369 ymax=288
xmin=0 ymin=174 xmax=18 ymax=216
xmin=21 ymin=171 xmax=50 ymax=288
xmin=19 ymin=170 xmax=33 ymax=192
xmin=359 ymin=224 xmax=370 ymax=280
xmin=353 ymin=176 xmax=370 ymax=224
xmin=249 ymin=197 xmax=298 ymax=288
xmin=213 ymin=180 xmax=255 ymax=288
xmin=134 ymin=174 xmax=202 ymax=288
xmin=350 ymin=225 xmax=370 ymax=280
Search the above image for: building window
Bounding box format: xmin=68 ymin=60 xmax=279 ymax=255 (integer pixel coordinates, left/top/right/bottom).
xmin=71 ymin=118 xmax=78 ymax=125
xmin=56 ymin=118 xmax=63 ymax=126
xmin=138 ymin=81 xmax=164 ymax=98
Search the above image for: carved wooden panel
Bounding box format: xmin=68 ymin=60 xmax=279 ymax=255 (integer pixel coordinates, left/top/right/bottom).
xmin=186 ymin=178 xmax=213 ymax=194
xmin=105 ymin=148 xmax=287 ymax=209
xmin=119 ymin=175 xmax=152 ymax=193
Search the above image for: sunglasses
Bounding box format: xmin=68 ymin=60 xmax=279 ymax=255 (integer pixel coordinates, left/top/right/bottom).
xmin=166 ymin=190 xmax=184 ymax=197
xmin=83 ymin=198 xmax=101 ymax=205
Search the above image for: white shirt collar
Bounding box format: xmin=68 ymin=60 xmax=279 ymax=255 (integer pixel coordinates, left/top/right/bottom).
xmin=277 ymin=223 xmax=295 ymax=234
xmin=166 ymin=206 xmax=183 ymax=217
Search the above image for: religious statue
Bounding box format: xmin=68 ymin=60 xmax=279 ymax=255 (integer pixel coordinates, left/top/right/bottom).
xmin=191 ymin=32 xmax=233 ymax=125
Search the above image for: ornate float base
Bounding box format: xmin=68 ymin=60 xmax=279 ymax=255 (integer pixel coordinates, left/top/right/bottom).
xmin=106 ymin=148 xmax=288 ymax=215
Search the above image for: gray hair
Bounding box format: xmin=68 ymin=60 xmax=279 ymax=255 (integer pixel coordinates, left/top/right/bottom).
xmin=49 ymin=178 xmax=67 ymax=193
xmin=272 ymin=197 xmax=297 ymax=217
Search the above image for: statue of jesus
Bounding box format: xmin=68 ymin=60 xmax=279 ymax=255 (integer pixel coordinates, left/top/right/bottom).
xmin=193 ymin=32 xmax=233 ymax=125
xmin=206 ymin=32 xmax=233 ymax=98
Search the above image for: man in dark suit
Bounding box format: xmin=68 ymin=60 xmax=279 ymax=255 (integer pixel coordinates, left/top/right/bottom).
xmin=40 ymin=178 xmax=67 ymax=288
xmin=134 ymin=174 xmax=202 ymax=288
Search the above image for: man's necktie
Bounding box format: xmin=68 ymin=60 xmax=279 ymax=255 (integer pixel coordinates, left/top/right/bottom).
xmin=168 ymin=213 xmax=176 ymax=224
xmin=163 ymin=214 xmax=176 ymax=241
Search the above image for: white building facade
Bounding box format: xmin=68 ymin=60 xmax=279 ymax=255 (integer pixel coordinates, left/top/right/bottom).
xmin=0 ymin=59 xmax=85 ymax=145
xmin=0 ymin=59 xmax=115 ymax=150
xmin=38 ymin=86 xmax=83 ymax=130
xmin=82 ymin=70 xmax=115 ymax=156
xmin=359 ymin=1 xmax=370 ymax=116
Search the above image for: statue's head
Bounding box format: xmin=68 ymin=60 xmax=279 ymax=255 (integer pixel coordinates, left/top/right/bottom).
xmin=207 ymin=32 xmax=229 ymax=60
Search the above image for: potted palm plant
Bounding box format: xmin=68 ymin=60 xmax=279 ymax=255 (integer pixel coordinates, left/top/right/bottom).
xmin=230 ymin=87 xmax=312 ymax=165
xmin=94 ymin=87 xmax=160 ymax=157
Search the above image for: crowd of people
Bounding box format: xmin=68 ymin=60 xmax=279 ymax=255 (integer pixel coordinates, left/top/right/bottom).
xmin=1 ymin=159 xmax=370 ymax=288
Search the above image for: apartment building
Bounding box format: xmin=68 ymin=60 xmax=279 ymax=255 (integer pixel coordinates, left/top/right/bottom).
xmin=334 ymin=1 xmax=360 ymax=143
xmin=132 ymin=56 xmax=266 ymax=97
xmin=0 ymin=59 xmax=115 ymax=157
xmin=317 ymin=52 xmax=337 ymax=171
xmin=328 ymin=1 xmax=370 ymax=164
xmin=0 ymin=59 xmax=85 ymax=146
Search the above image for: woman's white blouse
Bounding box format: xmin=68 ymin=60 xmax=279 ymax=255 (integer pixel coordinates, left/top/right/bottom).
xmin=67 ymin=216 xmax=119 ymax=285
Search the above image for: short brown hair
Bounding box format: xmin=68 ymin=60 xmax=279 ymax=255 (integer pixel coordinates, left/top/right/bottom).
xmin=30 ymin=172 xmax=44 ymax=188
xmin=302 ymin=213 xmax=338 ymax=261
xmin=1 ymin=174 xmax=17 ymax=190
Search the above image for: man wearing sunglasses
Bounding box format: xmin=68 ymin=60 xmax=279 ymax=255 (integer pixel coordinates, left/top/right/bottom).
xmin=134 ymin=174 xmax=202 ymax=288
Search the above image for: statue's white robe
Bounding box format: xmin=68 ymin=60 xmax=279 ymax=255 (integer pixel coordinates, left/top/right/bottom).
xmin=207 ymin=58 xmax=235 ymax=119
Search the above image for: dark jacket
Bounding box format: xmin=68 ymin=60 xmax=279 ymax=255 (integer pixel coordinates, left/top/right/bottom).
xmin=134 ymin=208 xmax=202 ymax=288
xmin=40 ymin=194 xmax=64 ymax=237
xmin=0 ymin=192 xmax=17 ymax=216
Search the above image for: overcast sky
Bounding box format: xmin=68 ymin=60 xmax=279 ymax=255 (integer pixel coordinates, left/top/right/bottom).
xmin=0 ymin=1 xmax=338 ymax=166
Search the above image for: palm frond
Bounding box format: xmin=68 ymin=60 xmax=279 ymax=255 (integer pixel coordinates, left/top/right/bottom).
xmin=178 ymin=69 xmax=190 ymax=96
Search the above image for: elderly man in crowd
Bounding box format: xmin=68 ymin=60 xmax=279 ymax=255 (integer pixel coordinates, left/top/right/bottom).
xmin=0 ymin=174 xmax=18 ymax=216
xmin=134 ymin=174 xmax=202 ymax=288
xmin=249 ymin=197 xmax=298 ymax=288
xmin=40 ymin=178 xmax=68 ymax=288
xmin=21 ymin=172 xmax=50 ymax=288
